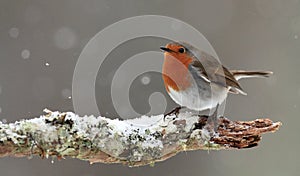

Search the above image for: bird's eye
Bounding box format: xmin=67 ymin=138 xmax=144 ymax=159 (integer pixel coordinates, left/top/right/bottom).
xmin=178 ymin=47 xmax=185 ymax=53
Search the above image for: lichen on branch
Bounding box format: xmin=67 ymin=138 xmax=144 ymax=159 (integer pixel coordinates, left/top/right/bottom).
xmin=0 ymin=109 xmax=281 ymax=167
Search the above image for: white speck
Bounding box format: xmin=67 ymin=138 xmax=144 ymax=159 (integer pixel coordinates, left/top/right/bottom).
xmin=61 ymin=88 xmax=72 ymax=99
xmin=295 ymin=35 xmax=298 ymax=39
xmin=54 ymin=27 xmax=77 ymax=50
xmin=8 ymin=28 xmax=19 ymax=38
xmin=141 ymin=75 xmax=151 ymax=85
xmin=21 ymin=49 xmax=30 ymax=59
xmin=45 ymin=62 xmax=50 ymax=66
xmin=51 ymin=159 xmax=54 ymax=164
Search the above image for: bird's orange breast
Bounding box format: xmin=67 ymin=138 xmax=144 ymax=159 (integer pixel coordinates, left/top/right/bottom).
xmin=162 ymin=53 xmax=193 ymax=92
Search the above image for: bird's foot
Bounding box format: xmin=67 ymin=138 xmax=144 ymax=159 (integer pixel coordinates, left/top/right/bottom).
xmin=164 ymin=106 xmax=183 ymax=121
xmin=203 ymin=104 xmax=220 ymax=138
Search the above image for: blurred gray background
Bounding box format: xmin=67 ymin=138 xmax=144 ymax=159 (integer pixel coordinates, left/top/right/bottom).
xmin=0 ymin=0 xmax=299 ymax=176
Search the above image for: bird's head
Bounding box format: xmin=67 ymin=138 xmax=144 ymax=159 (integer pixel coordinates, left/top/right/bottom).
xmin=160 ymin=42 xmax=194 ymax=65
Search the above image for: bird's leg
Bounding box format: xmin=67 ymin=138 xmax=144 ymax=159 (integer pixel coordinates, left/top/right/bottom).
xmin=164 ymin=106 xmax=183 ymax=120
xmin=204 ymin=104 xmax=220 ymax=137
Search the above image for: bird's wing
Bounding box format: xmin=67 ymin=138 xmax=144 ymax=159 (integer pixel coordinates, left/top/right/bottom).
xmin=188 ymin=60 xmax=211 ymax=83
xmin=188 ymin=53 xmax=246 ymax=95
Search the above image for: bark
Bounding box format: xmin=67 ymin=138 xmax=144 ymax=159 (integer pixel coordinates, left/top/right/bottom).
xmin=0 ymin=109 xmax=281 ymax=167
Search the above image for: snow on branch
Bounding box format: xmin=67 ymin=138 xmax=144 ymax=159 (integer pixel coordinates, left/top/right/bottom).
xmin=0 ymin=109 xmax=281 ymax=167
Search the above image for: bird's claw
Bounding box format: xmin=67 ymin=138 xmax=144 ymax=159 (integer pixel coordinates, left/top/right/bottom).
xmin=163 ymin=106 xmax=182 ymax=121
xmin=204 ymin=104 xmax=220 ymax=138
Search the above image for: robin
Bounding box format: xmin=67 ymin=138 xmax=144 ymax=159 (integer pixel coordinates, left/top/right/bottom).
xmin=160 ymin=41 xmax=272 ymax=119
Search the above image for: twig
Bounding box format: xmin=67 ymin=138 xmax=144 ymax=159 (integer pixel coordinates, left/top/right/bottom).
xmin=0 ymin=109 xmax=281 ymax=167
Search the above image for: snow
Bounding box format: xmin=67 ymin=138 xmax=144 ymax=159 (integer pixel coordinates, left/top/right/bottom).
xmin=21 ymin=49 xmax=30 ymax=59
xmin=61 ymin=88 xmax=72 ymax=99
xmin=141 ymin=75 xmax=151 ymax=85
xmin=0 ymin=109 xmax=202 ymax=161
xmin=8 ymin=28 xmax=19 ymax=38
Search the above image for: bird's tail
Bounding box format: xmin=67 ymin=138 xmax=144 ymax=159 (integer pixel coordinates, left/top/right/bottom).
xmin=230 ymin=70 xmax=273 ymax=81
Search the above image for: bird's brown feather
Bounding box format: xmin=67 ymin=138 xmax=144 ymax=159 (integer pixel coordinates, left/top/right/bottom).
xmin=190 ymin=59 xmax=244 ymax=93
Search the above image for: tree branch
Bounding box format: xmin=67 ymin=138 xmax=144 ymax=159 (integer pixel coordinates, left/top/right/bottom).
xmin=0 ymin=109 xmax=281 ymax=167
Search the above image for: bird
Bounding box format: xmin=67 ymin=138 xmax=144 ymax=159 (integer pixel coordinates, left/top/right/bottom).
xmin=160 ymin=41 xmax=272 ymax=118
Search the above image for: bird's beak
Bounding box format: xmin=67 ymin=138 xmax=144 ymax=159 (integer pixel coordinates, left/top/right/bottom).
xmin=160 ymin=47 xmax=173 ymax=53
